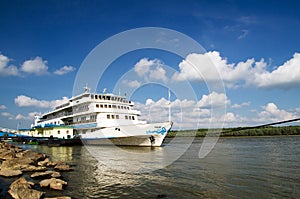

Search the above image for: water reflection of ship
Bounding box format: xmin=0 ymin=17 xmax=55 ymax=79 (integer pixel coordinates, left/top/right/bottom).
xmin=43 ymin=145 xmax=75 ymax=162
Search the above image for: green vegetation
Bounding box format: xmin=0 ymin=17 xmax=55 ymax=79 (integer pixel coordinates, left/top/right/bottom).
xmin=167 ymin=126 xmax=300 ymax=137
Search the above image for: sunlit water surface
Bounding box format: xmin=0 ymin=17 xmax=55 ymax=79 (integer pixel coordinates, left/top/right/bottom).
xmin=1 ymin=136 xmax=299 ymax=198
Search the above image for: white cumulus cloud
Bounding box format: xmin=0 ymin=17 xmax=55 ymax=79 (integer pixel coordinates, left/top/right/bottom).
xmin=54 ymin=65 xmax=75 ymax=75
xmin=133 ymin=96 xmax=299 ymax=129
xmin=122 ymin=80 xmax=141 ymax=88
xmin=0 ymin=54 xmax=19 ymax=76
xmin=0 ymin=105 xmax=7 ymax=110
xmin=134 ymin=58 xmax=168 ymax=82
xmin=20 ymin=56 xmax=49 ymax=75
xmin=135 ymin=93 xmax=230 ymax=129
xmin=232 ymin=102 xmax=251 ymax=109
xmin=173 ymin=51 xmax=300 ymax=89
xmin=257 ymin=103 xmax=296 ymax=122
xmin=15 ymin=112 xmax=40 ymax=121
xmin=197 ymin=91 xmax=230 ymax=109
xmin=15 ymin=95 xmax=69 ymax=109
xmin=134 ymin=58 xmax=157 ymax=76
xmin=1 ymin=112 xmax=13 ymax=119
xmin=253 ymin=53 xmax=300 ymax=89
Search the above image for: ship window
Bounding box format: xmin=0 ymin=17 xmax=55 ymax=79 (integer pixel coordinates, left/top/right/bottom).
xmin=111 ymin=115 xmax=115 ymax=119
xmin=107 ymin=96 xmax=111 ymax=100
xmin=58 ymin=130 xmax=60 ymax=134
xmin=104 ymin=104 xmax=107 ymax=108
xmin=129 ymin=116 xmax=132 ymax=120
xmin=66 ymin=130 xmax=69 ymax=134
xmin=118 ymin=106 xmax=120 ymax=109
xmin=95 ymin=95 xmax=98 ymax=99
xmin=100 ymin=104 xmax=103 ymax=108
xmin=116 ymin=115 xmax=119 ymax=119
xmin=112 ymin=105 xmax=116 ymax=108
xmin=107 ymin=114 xmax=110 ymax=119
xmin=125 ymin=115 xmax=128 ymax=120
xmin=132 ymin=116 xmax=135 ymax=120
xmin=96 ymin=104 xmax=99 ymax=108
xmin=91 ymin=95 xmax=94 ymax=99
xmin=108 ymin=105 xmax=112 ymax=108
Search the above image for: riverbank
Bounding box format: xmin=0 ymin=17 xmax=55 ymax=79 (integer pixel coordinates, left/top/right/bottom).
xmin=0 ymin=141 xmax=73 ymax=199
xmin=167 ymin=125 xmax=300 ymax=137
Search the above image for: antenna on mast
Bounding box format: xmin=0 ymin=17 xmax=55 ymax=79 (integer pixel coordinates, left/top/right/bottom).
xmin=84 ymin=83 xmax=90 ymax=93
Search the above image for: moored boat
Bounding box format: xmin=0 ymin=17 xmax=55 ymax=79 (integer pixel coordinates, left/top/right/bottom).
xmin=22 ymin=87 xmax=172 ymax=146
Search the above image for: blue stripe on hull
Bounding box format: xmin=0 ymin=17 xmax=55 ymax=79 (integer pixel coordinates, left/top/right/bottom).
xmin=73 ymin=123 xmax=97 ymax=129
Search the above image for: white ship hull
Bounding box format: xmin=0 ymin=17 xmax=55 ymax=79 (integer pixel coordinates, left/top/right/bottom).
xmin=79 ymin=122 xmax=172 ymax=146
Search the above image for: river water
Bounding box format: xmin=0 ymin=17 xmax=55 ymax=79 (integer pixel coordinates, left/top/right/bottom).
xmin=2 ymin=136 xmax=299 ymax=198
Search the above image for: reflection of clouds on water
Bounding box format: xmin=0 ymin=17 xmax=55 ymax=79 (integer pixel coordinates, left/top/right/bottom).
xmin=84 ymin=137 xmax=194 ymax=173
xmin=86 ymin=145 xmax=166 ymax=173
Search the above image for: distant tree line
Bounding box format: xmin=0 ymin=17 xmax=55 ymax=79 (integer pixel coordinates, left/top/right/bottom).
xmin=167 ymin=126 xmax=300 ymax=137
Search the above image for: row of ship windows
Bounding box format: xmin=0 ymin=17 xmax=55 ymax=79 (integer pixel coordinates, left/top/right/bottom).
xmin=73 ymin=105 xmax=89 ymax=113
xmin=91 ymin=95 xmax=130 ymax=104
xmin=46 ymin=121 xmax=60 ymax=125
xmin=96 ymin=104 xmax=130 ymax=110
xmin=107 ymin=114 xmax=135 ymax=120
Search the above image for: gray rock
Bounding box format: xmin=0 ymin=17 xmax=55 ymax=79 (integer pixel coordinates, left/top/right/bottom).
xmin=8 ymin=177 xmax=44 ymax=199
xmin=44 ymin=197 xmax=72 ymax=199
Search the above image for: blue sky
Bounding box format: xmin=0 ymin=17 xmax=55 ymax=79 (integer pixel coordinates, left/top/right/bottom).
xmin=1 ymin=0 xmax=300 ymax=130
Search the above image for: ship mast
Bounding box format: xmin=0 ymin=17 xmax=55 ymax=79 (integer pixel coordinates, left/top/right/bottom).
xmin=168 ymin=88 xmax=171 ymax=123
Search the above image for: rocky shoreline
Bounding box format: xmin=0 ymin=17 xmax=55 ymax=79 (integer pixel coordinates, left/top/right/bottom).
xmin=0 ymin=141 xmax=73 ymax=199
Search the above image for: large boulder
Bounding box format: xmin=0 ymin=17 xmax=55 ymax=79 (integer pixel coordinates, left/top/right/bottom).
xmin=40 ymin=178 xmax=68 ymax=190
xmin=53 ymin=161 xmax=73 ymax=171
xmin=16 ymin=150 xmax=47 ymax=163
xmin=0 ymin=157 xmax=34 ymax=170
xmin=8 ymin=177 xmax=44 ymax=199
xmin=22 ymin=165 xmax=47 ymax=172
xmin=37 ymin=157 xmax=50 ymax=166
xmin=1 ymin=158 xmax=47 ymax=171
xmin=0 ymin=169 xmax=22 ymax=177
xmin=0 ymin=149 xmax=16 ymax=160
xmin=0 ymin=143 xmax=22 ymax=160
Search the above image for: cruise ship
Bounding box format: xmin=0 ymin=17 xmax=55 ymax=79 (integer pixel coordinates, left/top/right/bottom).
xmin=29 ymin=87 xmax=172 ymax=146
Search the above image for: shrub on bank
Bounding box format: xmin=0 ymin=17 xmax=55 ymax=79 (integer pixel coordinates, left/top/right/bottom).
xmin=167 ymin=126 xmax=300 ymax=137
